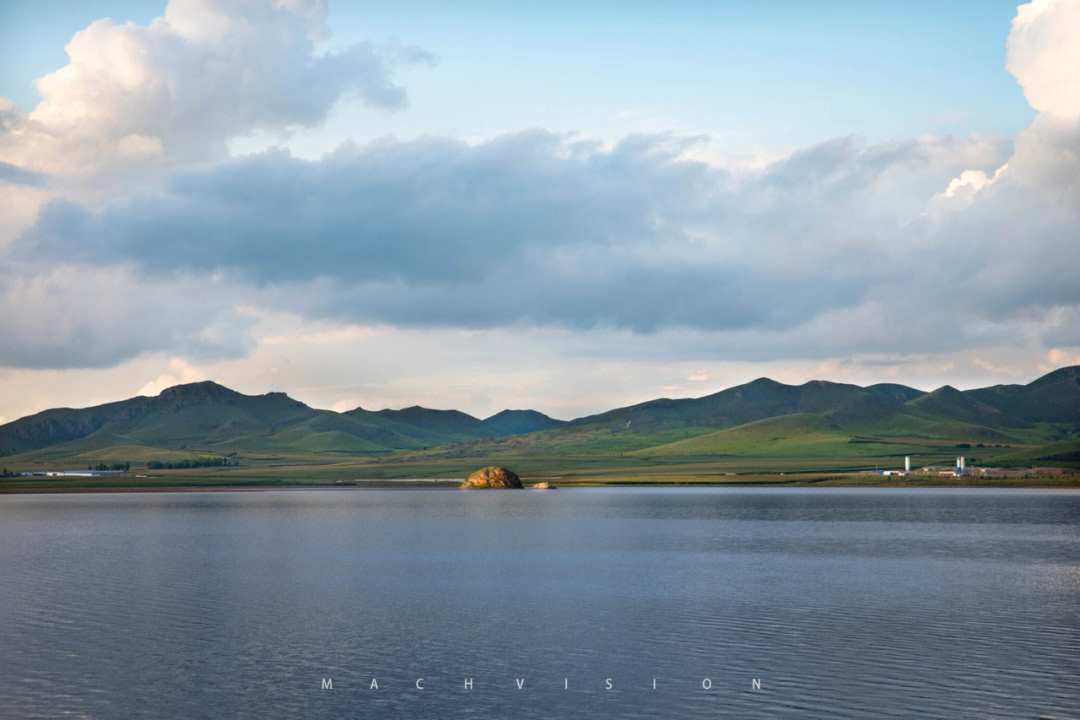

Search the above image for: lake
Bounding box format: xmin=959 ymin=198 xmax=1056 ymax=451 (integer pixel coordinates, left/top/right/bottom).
xmin=1 ymin=487 xmax=1078 ymax=719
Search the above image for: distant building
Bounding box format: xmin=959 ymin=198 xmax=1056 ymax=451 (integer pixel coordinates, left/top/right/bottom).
xmin=27 ymin=470 xmax=126 ymax=478
xmin=881 ymin=456 xmax=912 ymax=476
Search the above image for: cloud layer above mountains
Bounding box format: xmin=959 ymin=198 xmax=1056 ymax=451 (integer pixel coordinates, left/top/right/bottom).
xmin=1 ymin=0 xmax=1078 ymax=417
xmin=9 ymin=131 xmax=1031 ymax=344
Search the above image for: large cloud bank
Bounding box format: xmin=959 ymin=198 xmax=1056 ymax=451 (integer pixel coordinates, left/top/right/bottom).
xmin=1 ymin=0 xmax=1078 ymax=379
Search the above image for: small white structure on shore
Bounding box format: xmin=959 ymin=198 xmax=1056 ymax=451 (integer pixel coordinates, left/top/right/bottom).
xmin=26 ymin=470 xmax=126 ymax=478
xmin=956 ymin=456 xmax=966 ymax=474
xmin=881 ymin=456 xmax=912 ymax=477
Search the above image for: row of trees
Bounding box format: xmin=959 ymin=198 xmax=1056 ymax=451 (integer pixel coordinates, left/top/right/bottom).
xmin=2 ymin=456 xmax=240 ymax=477
xmin=147 ymin=456 xmax=238 ymax=470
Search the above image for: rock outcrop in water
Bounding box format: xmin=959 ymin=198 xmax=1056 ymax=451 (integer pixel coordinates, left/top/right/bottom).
xmin=461 ymin=466 xmax=523 ymax=489
xmin=531 ymin=481 xmax=556 ymax=490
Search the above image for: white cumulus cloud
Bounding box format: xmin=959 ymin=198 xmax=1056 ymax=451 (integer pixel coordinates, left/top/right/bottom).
xmin=0 ymin=0 xmax=431 ymax=181
xmin=936 ymin=0 xmax=1080 ymax=211
xmin=1006 ymin=0 xmax=1080 ymax=119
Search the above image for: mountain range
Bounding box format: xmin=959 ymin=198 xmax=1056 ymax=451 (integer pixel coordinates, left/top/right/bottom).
xmin=2 ymin=366 xmax=1078 ymax=472
xmin=0 ymin=380 xmax=565 ymax=458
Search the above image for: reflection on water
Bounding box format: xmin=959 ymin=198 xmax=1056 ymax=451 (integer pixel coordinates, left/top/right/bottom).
xmin=1 ymin=488 xmax=1079 ymax=719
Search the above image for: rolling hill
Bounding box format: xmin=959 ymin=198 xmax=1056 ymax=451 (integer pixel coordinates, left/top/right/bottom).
xmin=568 ymin=378 xmax=905 ymax=432
xmin=1 ymin=367 xmax=1078 ymax=474
xmin=0 ymin=381 xmax=566 ymax=461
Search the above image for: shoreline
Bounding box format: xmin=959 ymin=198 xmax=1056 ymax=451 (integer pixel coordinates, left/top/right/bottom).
xmin=3 ymin=474 xmax=1080 ymax=494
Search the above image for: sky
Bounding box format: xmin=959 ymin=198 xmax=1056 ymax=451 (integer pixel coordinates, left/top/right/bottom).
xmin=1 ymin=0 xmax=1078 ymax=423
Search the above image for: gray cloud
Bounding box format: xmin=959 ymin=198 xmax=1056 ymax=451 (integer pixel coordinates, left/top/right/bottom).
xmin=16 ymin=132 xmax=1001 ymax=315
xmin=0 ymin=162 xmax=46 ymax=187
xmin=7 ymin=117 xmax=1077 ymax=369
xmin=0 ymin=263 xmax=257 ymax=369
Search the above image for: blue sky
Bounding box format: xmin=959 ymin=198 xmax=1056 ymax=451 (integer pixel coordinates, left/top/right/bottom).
xmin=0 ymin=0 xmax=1077 ymax=422
xmin=2 ymin=1 xmax=1034 ymax=148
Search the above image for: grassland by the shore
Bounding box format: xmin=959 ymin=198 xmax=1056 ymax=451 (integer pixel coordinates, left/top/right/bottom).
xmin=3 ymin=460 xmax=1078 ymax=494
xmin=6 ymin=424 xmax=1078 ymax=493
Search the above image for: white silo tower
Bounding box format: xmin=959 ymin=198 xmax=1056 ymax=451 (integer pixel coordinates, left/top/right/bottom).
xmin=904 ymin=456 xmax=910 ymax=473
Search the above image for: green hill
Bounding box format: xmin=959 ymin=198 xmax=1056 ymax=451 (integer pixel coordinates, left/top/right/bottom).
xmin=967 ymin=366 xmax=1080 ymax=424
xmin=568 ymin=378 xmax=905 ymax=435
xmin=906 ymin=385 xmax=1027 ymax=428
xmin=633 ymin=414 xmax=851 ymax=457
xmin=352 ymin=405 xmax=566 ymax=446
xmin=866 ymin=383 xmax=926 ymax=403
xmin=0 ymin=381 xmax=568 ymax=461
xmin=386 ymin=368 xmax=1079 ymax=469
xmin=482 ymin=409 xmax=567 ymax=435
xmin=1 ymin=367 xmax=1077 ymax=476
xmin=372 ymin=406 xmax=488 ymax=442
xmin=0 ymin=382 xmax=310 ymax=455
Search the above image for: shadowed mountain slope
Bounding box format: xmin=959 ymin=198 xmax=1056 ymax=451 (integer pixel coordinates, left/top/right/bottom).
xmin=482 ymin=409 xmax=567 ymax=435
xmin=966 ymin=366 xmax=1080 ymax=424
xmin=570 ymin=378 xmax=902 ymax=432
xmin=866 ymin=383 xmax=926 ymax=403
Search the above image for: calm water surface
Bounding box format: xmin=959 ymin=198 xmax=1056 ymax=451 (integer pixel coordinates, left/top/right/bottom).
xmin=1 ymin=487 xmax=1078 ymax=719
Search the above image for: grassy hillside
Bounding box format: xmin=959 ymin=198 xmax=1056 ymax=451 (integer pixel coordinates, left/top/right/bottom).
xmin=967 ymin=366 xmax=1080 ymax=424
xmin=2 ymin=367 xmax=1078 ymax=482
xmin=370 ymin=406 xmax=489 ymax=442
xmin=633 ymin=414 xmax=853 ymax=457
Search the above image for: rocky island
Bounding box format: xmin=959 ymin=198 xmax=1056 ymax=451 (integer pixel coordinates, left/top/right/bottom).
xmin=461 ymin=466 xmax=523 ymax=489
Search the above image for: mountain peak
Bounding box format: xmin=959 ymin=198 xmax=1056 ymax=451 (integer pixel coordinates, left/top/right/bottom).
xmin=487 ymin=408 xmax=545 ymax=419
xmin=157 ymin=380 xmax=237 ymax=401
xmin=1031 ymin=365 xmax=1080 ymax=386
xmin=482 ymin=408 xmax=565 ymax=435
